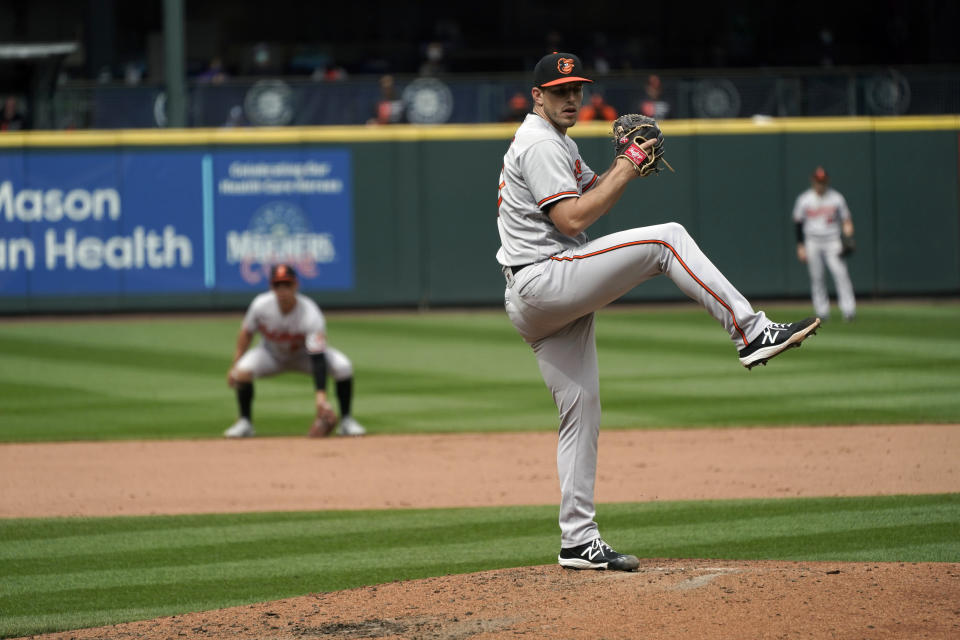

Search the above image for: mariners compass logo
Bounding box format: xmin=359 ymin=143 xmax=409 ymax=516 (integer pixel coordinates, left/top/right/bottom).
xmin=226 ymin=201 xmax=335 ymax=285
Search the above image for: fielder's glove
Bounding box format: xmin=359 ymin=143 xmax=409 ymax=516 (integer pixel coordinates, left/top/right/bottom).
xmin=841 ymin=234 xmax=856 ymax=257
xmin=307 ymin=401 xmax=339 ymax=438
xmin=612 ymin=114 xmax=673 ymax=177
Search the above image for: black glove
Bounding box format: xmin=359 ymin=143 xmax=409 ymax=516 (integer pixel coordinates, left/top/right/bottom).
xmin=612 ymin=114 xmax=672 ymax=176
xmin=841 ymin=234 xmax=856 ymax=257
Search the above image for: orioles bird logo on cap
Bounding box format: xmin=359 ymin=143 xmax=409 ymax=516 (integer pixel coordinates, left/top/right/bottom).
xmin=557 ymin=57 xmax=575 ymax=74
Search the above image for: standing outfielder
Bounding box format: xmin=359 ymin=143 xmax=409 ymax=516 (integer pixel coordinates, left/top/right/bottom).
xmin=497 ymin=52 xmax=820 ymax=571
xmin=793 ymin=166 xmax=856 ymax=322
xmin=224 ymin=264 xmax=366 ymax=438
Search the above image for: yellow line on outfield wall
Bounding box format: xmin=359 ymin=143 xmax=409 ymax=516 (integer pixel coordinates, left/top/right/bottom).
xmin=0 ymin=115 xmax=957 ymax=147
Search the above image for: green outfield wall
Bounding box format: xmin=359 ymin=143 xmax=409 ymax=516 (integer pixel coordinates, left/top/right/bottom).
xmin=0 ymin=116 xmax=957 ymax=313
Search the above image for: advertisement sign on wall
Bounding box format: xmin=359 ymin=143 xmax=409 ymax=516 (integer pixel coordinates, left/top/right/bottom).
xmin=0 ymin=148 xmax=353 ymax=298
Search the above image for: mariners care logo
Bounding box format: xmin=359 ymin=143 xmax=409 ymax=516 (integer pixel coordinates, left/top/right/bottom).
xmin=226 ymin=201 xmax=335 ymax=284
xmin=216 ymin=156 xmax=350 ymax=289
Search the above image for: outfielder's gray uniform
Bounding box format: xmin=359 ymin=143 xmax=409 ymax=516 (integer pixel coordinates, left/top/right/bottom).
xmin=792 ymin=187 xmax=855 ymax=320
xmin=497 ymin=113 xmax=771 ymax=547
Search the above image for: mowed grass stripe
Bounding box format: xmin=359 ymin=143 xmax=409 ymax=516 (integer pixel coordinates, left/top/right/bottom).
xmin=0 ymin=511 xmax=548 ymax=565
xmin=4 ymin=500 xmax=957 ymax=581
xmin=3 ymin=355 xmax=223 ymax=403
xmin=5 ymin=495 xmax=954 ymax=560
xmin=3 ymin=534 xmax=554 ymax=603
xmin=600 ymin=384 xmax=960 ymax=427
xmin=0 ymin=333 xmax=227 ymax=376
xmin=0 ymin=494 xmax=957 ymax=637
xmin=1 ymin=302 xmax=958 ymax=441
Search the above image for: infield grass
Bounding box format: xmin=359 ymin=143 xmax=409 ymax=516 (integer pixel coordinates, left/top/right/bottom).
xmin=0 ymin=301 xmax=958 ymax=441
xmin=1 ymin=493 xmax=958 ymax=638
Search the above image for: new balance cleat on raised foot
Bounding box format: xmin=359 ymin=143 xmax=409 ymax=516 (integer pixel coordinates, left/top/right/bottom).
xmin=558 ymin=538 xmax=640 ymax=571
xmin=224 ymin=418 xmax=255 ymax=438
xmin=738 ymin=317 xmax=821 ymax=370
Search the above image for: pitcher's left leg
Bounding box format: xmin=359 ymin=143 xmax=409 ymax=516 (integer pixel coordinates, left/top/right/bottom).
xmin=533 ymin=313 xmax=601 ymax=548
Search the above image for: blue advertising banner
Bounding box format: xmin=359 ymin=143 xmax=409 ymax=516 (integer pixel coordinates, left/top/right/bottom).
xmin=0 ymin=151 xmax=27 ymax=297
xmin=0 ymin=147 xmax=353 ymax=299
xmin=207 ymin=149 xmax=353 ymax=291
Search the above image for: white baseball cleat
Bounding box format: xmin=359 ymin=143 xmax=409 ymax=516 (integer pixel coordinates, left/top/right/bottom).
xmin=337 ymin=416 xmax=366 ymax=436
xmin=224 ymin=418 xmax=255 ymax=438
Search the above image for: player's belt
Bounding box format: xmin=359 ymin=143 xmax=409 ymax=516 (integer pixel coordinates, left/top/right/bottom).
xmin=503 ymin=262 xmax=534 ymax=288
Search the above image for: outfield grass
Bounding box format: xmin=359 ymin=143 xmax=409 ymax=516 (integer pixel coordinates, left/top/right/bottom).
xmin=0 ymin=301 xmax=958 ymax=441
xmin=1 ymin=493 xmax=957 ymax=638
xmin=0 ymin=303 xmax=960 ymax=442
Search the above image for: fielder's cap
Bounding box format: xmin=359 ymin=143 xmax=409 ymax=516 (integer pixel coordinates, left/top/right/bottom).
xmin=270 ymin=263 xmax=298 ymax=284
xmin=812 ymin=166 xmax=829 ymax=182
xmin=533 ymin=52 xmax=593 ymax=87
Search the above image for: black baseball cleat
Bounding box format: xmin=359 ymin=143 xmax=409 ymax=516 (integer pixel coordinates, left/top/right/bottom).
xmin=558 ymin=538 xmax=640 ymax=571
xmin=738 ymin=317 xmax=821 ymax=370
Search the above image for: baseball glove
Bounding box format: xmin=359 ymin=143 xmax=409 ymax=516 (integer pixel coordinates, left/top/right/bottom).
xmin=307 ymin=402 xmax=339 ymax=438
xmin=841 ymin=234 xmax=856 ymax=257
xmin=612 ymin=114 xmax=673 ymax=177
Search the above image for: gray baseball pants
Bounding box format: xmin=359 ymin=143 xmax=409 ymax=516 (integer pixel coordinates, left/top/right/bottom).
xmin=804 ymin=236 xmax=855 ymax=320
xmin=503 ymin=222 xmax=769 ymax=547
xmin=235 ymin=344 xmax=354 ymax=380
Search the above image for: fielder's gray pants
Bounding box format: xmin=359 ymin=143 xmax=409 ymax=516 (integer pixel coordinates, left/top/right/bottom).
xmin=234 ymin=344 xmax=354 ymax=380
xmin=503 ymin=223 xmax=768 ymax=548
xmin=805 ymin=236 xmax=855 ymax=320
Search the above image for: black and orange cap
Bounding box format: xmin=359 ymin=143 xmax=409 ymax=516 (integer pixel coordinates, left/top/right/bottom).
xmin=270 ymin=263 xmax=298 ymax=284
xmin=533 ymin=52 xmax=593 ymax=88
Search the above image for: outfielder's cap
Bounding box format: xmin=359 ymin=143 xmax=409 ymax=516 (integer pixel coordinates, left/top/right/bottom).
xmin=270 ymin=263 xmax=298 ymax=284
xmin=533 ymin=52 xmax=593 ymax=87
xmin=812 ymin=166 xmax=829 ymax=182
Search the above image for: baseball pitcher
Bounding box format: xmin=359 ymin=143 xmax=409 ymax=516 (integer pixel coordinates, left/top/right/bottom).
xmin=497 ymin=52 xmax=820 ymax=571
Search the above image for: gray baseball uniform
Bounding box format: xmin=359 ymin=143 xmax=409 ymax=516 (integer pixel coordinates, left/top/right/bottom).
xmin=225 ymin=263 xmax=367 ymax=439
xmin=497 ymin=113 xmax=772 ymax=548
xmin=793 ymin=187 xmax=856 ymax=320
xmin=235 ymin=291 xmax=354 ymax=381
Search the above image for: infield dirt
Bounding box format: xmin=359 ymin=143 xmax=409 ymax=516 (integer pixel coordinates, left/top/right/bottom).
xmin=5 ymin=424 xmax=960 ymax=639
